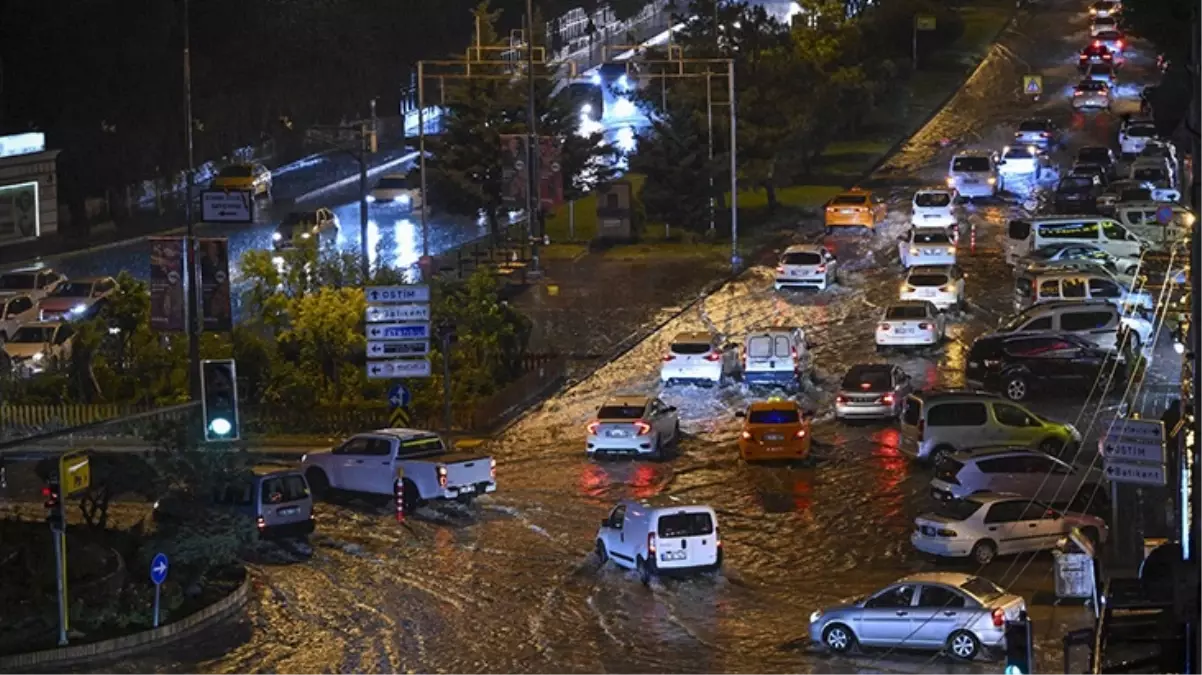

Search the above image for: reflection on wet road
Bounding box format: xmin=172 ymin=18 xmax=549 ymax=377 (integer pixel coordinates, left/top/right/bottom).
xmin=87 ymin=3 xmax=1185 ymax=673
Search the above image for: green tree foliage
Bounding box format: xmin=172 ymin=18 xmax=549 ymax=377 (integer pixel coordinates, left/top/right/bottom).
xmin=1120 ymin=0 xmax=1194 ymax=63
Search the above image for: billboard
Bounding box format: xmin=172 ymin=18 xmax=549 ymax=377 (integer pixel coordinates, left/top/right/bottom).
xmin=538 ymin=136 xmax=563 ymax=208
xmin=0 ymin=181 xmax=40 ymax=245
xmin=197 ymin=238 xmax=232 ymax=332
xmin=149 ymin=237 xmax=186 ymax=332
xmin=500 ymin=134 xmax=528 ymax=206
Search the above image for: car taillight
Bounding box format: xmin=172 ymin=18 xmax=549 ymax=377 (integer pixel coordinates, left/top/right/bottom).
xmin=1093 ymin=39 xmax=1100 ymax=46
xmin=490 ymin=458 xmax=497 ymax=480
xmin=836 ymin=394 xmax=847 ymax=404
xmin=879 ymin=322 xmax=891 ymax=331
xmin=1103 ymin=53 xmax=1112 ymax=59
xmin=992 ymin=608 xmax=1005 ymax=627
xmin=1079 ymin=55 xmax=1087 ymax=60
xmin=647 ymin=532 xmax=657 ymax=554
xmin=257 ymin=516 xmax=266 ymax=530
xmin=662 ymin=353 xmax=676 ymax=361
xmin=634 ymin=420 xmax=652 ymax=435
xmin=705 ymin=351 xmax=721 ymax=362
xmin=715 ymin=527 xmax=722 ymax=548
xmin=1074 ymin=91 xmax=1083 ymax=96
xmin=1040 ymin=132 xmax=1049 ymax=137
xmin=795 ymin=429 xmax=807 ymax=439
xmin=816 ymin=264 xmax=826 ymax=273
xmin=881 ymin=393 xmax=895 ymax=405
xmin=776 ymin=265 xmax=785 ymax=274
xmin=437 ymin=465 xmax=448 ymax=488
xmin=587 ymin=421 xmax=600 ymax=434
xmin=1116 ymin=40 xmax=1123 ymax=48
xmin=741 ymin=430 xmax=753 ymax=440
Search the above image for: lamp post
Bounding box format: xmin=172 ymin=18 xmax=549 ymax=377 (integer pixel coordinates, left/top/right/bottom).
xmin=182 ymin=0 xmax=200 ymax=401
xmin=526 ymin=0 xmax=541 ymax=273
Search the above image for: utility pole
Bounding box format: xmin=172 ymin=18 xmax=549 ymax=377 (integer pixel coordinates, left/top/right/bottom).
xmin=727 ymin=59 xmax=739 ymax=272
xmin=417 ymin=63 xmax=430 ymax=281
xmin=182 ymin=0 xmax=200 ymax=402
xmin=358 ymin=122 xmax=370 ymax=281
xmin=526 ymin=0 xmax=542 ymax=274
xmin=706 ymin=69 xmax=714 ymax=233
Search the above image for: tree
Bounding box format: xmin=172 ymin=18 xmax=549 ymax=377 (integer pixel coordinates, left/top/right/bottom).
xmin=277 ymin=286 xmax=368 ymax=403
xmin=628 ymin=90 xmax=715 ymax=231
xmin=1120 ymin=0 xmax=1195 ymax=63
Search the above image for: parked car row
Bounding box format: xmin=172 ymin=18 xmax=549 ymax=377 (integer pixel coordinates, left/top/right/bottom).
xmin=0 ymin=267 xmax=119 ymax=375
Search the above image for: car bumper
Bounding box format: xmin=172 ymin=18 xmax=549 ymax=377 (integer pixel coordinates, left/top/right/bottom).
xmin=953 ymin=182 xmax=996 ymax=197
xmin=929 ymin=480 xmax=965 ymax=502
xmin=260 ymin=518 xmax=316 ymax=540
xmin=775 ymin=276 xmax=828 ymax=290
xmin=743 ymin=370 xmax=800 ymax=386
xmin=442 ymin=482 xmax=496 ymax=499
xmin=836 ymin=402 xmax=895 ymax=419
xmin=875 ymin=329 xmax=939 ymax=346
xmin=910 ymin=532 xmax=974 ymax=558
xmin=587 ymin=436 xmax=657 ymax=455
xmin=900 ymin=291 xmax=957 ymax=310
xmin=912 ymin=214 xmax=956 ymax=227
xmin=1073 ymin=96 xmax=1110 ymax=108
xmin=825 ymin=213 xmax=874 ymax=228
xmin=905 ymin=253 xmax=956 ymax=267
xmin=661 ymin=365 xmax=722 ymax=384
xmin=740 ymin=440 xmax=810 ymax=461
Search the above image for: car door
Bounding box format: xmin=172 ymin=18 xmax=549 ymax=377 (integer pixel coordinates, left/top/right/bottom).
xmin=1019 ymin=502 xmax=1066 ymax=550
xmin=975 ymin=456 xmax=1027 ymax=495
xmin=857 ymin=584 xmax=918 ymax=645
xmin=363 ymin=437 xmax=397 ymax=494
xmin=53 ymin=324 xmax=75 ymax=361
xmin=991 ymin=403 xmax=1049 ymax=449
xmin=911 ymin=584 xmax=972 ymax=647
xmin=982 ymin=499 xmax=1030 ymax=554
xmin=602 ymin=504 xmax=629 ymax=565
xmin=332 ymin=436 xmax=372 ymax=486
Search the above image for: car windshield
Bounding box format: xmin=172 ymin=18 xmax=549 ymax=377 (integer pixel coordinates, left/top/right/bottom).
xmin=842 ymin=367 xmax=892 ymax=391
xmin=913 ymin=232 xmax=951 ymax=245
xmin=0 ymin=273 xmax=36 ymax=290
xmin=935 ymin=498 xmax=983 ymax=521
xmin=11 ymin=326 xmax=55 ymax=343
xmin=282 ymin=213 xmax=316 ymax=226
xmin=1126 ymin=124 xmax=1156 ymax=138
xmin=1018 ymin=120 xmax=1049 ymax=132
xmin=1060 ymin=177 xmax=1093 ymax=190
xmin=782 ymin=251 xmax=822 ymax=265
xmin=908 ymin=273 xmax=949 ymax=287
xmin=598 ymin=405 xmax=645 ymax=419
xmin=886 ymin=304 xmax=928 ymax=319
xmin=657 ymin=512 xmax=714 ymax=538
xmin=52 ymin=282 xmax=93 ymax=298
xmin=1079 ymin=148 xmax=1110 ymax=163
xmin=748 ymin=409 xmax=800 ymax=424
xmin=1133 ymin=168 xmax=1165 ymax=182
xmin=952 ymin=157 xmax=991 ymax=172
xmin=961 ymin=576 xmax=1005 ymax=602
xmin=914 ymin=192 xmax=952 ymax=207
xmin=1078 ymin=81 xmax=1106 ymax=91
xmin=376 ymin=177 xmax=407 ymax=190
xmin=217 ymin=165 xmax=253 ymax=178
xmin=1003 ymin=148 xmax=1034 ymax=160
xmin=670 ymin=342 xmax=711 ymax=355
xmin=831 ymin=194 xmax=868 ymax=206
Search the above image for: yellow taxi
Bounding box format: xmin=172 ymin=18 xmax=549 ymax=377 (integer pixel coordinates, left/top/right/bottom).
xmin=212 ymin=162 xmax=272 ymax=197
xmin=735 ymin=398 xmax=812 ymax=462
xmin=824 ymin=188 xmax=887 ymax=232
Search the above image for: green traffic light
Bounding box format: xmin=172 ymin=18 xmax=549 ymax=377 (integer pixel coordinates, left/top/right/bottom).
xmin=208 ymin=417 xmax=233 ymax=437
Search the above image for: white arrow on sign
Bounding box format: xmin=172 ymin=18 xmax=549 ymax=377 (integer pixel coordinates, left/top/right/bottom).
xmin=153 ymin=560 xmax=167 ymax=577
xmin=367 ymin=359 xmax=432 ymax=379
xmin=367 ymin=340 xmax=430 ymax=357
xmin=365 ymin=285 xmax=430 ymax=304
xmin=1103 ymin=459 xmax=1166 ymax=487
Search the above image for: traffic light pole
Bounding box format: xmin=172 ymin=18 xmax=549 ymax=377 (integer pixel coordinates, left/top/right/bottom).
xmin=182 ymin=0 xmax=201 ymax=403
xmin=52 ymin=515 xmax=67 ymax=646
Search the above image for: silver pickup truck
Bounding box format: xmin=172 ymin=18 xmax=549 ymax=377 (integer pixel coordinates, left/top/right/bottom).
xmin=300 ymin=428 xmax=496 ymax=509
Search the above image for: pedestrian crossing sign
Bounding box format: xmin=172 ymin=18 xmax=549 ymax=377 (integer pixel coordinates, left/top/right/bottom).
xmin=1023 ymin=75 xmax=1042 ymax=95
xmin=390 ymin=406 xmax=411 ymax=428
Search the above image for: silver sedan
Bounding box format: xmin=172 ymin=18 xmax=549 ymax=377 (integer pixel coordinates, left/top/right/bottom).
xmin=809 ymin=572 xmax=1027 ymax=661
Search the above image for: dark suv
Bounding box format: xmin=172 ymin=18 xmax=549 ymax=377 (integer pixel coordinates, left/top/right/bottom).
xmin=965 ymin=332 xmax=1123 ymax=402
xmin=1054 ymin=174 xmax=1103 ymax=213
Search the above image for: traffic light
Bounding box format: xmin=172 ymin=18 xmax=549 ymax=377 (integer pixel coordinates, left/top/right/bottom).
xmin=43 ymin=478 xmax=63 ymax=530
xmin=201 ymin=359 xmax=240 ymax=442
xmin=1004 ymin=612 xmax=1034 ymax=675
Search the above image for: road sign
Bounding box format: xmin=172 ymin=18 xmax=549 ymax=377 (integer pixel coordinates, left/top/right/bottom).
xmin=1156 ymin=204 xmax=1175 ymax=225
xmin=1104 ymin=460 xmax=1167 ymax=487
xmin=368 ymin=359 xmax=433 ymax=379
xmin=201 ymin=190 xmax=254 ymax=223
xmin=1023 ymin=75 xmax=1043 ymax=96
xmin=388 ymin=383 xmax=411 ymax=409
xmin=150 ymin=553 xmax=169 ymax=585
xmin=366 ymin=285 xmax=430 ymax=304
xmin=366 ymin=303 xmax=430 ymax=323
xmin=367 ymin=322 xmax=431 ymax=341
xmin=59 ymin=451 xmax=90 ymax=497
xmin=368 ymin=340 xmax=430 ymax=358
xmin=1100 ymin=418 xmax=1165 ymax=464
xmin=390 ymin=406 xmax=411 ymax=427
xmin=916 ymin=15 xmax=936 ymax=30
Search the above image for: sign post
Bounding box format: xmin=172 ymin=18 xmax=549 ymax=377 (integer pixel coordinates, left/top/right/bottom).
xmin=1100 ymin=418 xmax=1166 ymax=560
xmin=365 ymin=285 xmax=432 ymax=381
xmin=150 ymin=553 xmax=169 ymax=628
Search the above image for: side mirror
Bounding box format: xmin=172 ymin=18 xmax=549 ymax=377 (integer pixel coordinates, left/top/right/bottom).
xmin=665 ymin=406 xmax=678 ymax=414
xmin=735 ymin=410 xmax=746 ymax=418
xmin=998 ymin=160 xmax=1007 ymax=166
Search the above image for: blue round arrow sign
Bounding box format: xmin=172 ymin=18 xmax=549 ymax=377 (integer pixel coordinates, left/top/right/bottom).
xmin=150 ymin=552 xmax=169 ymax=585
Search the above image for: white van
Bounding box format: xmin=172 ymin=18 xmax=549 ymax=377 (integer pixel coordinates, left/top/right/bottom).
xmin=1013 ymin=269 xmax=1153 ymax=313
xmin=595 ymin=500 xmax=721 ymax=583
xmin=1113 ymin=202 xmax=1194 ymax=250
xmin=741 ymin=328 xmax=808 ymax=391
xmin=1005 ymin=216 xmax=1145 ymax=265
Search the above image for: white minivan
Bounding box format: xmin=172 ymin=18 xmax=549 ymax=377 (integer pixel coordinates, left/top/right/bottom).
xmin=741 ymin=328 xmax=809 ymax=391
xmin=911 ymin=188 xmax=958 ymax=228
xmin=1005 ymin=216 xmax=1145 ymax=266
xmin=595 ymin=499 xmax=721 ymax=583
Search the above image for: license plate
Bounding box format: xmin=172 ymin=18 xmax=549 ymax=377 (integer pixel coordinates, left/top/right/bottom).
xmin=841 ymin=209 xmax=853 ymax=214
xmin=924 ymin=214 xmax=939 ymax=219
xmin=919 ymin=289 xmax=936 ymax=297
xmin=607 ymin=430 xmax=628 ymax=437
xmin=964 ymin=179 xmax=978 ymax=184
xmin=661 ymin=550 xmax=687 ymax=562
xmin=458 ymin=484 xmax=475 ymax=494
xmin=278 ymin=506 xmax=299 ymax=516
xmin=895 ymin=328 xmax=912 ymax=334
xmin=764 ymin=433 xmax=784 ymax=441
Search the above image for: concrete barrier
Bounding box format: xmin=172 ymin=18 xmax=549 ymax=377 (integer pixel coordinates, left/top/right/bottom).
xmin=0 ymin=570 xmax=250 ymax=671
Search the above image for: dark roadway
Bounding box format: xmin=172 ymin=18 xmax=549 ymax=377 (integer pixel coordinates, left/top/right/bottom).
xmin=0 ymin=1 xmax=1186 ymax=672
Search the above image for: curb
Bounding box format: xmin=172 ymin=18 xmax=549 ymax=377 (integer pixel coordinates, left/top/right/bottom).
xmin=481 ymin=4 xmax=1023 ymax=442
xmin=0 ymin=570 xmax=251 ymax=671
xmin=293 ymin=151 xmax=419 ymax=203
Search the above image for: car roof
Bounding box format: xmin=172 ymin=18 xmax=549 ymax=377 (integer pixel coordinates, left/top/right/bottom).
xmin=623 ymin=495 xmax=716 ymax=512
xmin=912 ymin=389 xmax=1001 ymax=403
xmin=898 ymin=571 xmax=977 ymax=586
xmin=838 ymin=188 xmax=871 ymax=195
xmin=602 ymin=395 xmax=650 ymax=407
xmin=908 ymin=264 xmax=953 ymax=274
xmin=783 ymin=243 xmax=827 ymax=254
xmin=746 ymin=398 xmax=800 ymax=412
xmin=671 ymin=331 xmax=713 ymax=343
xmin=370 ymin=428 xmax=441 ymax=441
xmin=953 ymin=150 xmax=994 ymax=158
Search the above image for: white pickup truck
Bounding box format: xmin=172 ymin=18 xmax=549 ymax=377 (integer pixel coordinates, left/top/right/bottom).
xmin=300 ymin=428 xmax=496 ymax=509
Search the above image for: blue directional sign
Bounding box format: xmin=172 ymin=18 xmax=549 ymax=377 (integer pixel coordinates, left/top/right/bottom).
xmin=388 ymin=383 xmax=411 ymax=409
xmin=365 ymin=285 xmax=430 ymax=304
xmin=366 ymin=322 xmax=431 ymax=341
xmin=150 ymin=553 xmax=169 ymax=585
xmin=1156 ymin=204 xmax=1175 ymax=225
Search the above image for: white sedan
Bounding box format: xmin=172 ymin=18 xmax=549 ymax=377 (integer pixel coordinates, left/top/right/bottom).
xmin=900 ymin=265 xmax=966 ymax=312
xmin=368 ymin=174 xmax=423 ymax=209
xmin=775 ymin=244 xmax=838 ymax=290
xmin=875 ymin=301 xmax=945 ymax=348
xmin=910 ymin=188 xmax=957 ymax=228
xmin=998 ymin=145 xmax=1048 ymax=178
xmin=899 ymin=229 xmax=956 ymax=268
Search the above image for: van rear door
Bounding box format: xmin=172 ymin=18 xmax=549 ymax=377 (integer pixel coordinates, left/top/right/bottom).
xmin=1006 ymin=219 xmax=1032 ymax=264
xmin=900 ymin=396 xmax=924 ymax=456
xmin=744 ymin=333 xmax=795 ymax=377
xmin=258 ymin=474 xmax=313 ymax=532
xmin=654 ymin=509 xmax=719 ymax=570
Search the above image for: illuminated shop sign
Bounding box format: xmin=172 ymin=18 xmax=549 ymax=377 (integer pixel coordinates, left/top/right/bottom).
xmin=0 ymin=181 xmax=40 ymax=243
xmin=0 ymin=133 xmax=46 ymax=159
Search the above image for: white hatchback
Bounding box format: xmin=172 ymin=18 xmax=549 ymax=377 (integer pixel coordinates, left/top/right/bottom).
xmin=660 ymin=332 xmax=731 ymax=387
xmin=585 ymin=396 xmax=680 ymax=459
xmin=368 ymin=174 xmax=423 ymax=209
xmin=899 ymin=229 xmax=956 ymax=268
xmin=910 ymin=188 xmax=957 ymax=228
xmin=775 ymin=244 xmax=838 ymax=290
xmin=900 ymin=265 xmax=966 ymax=311
xmin=875 ymin=301 xmax=945 ymax=348
xmin=998 ymin=145 xmax=1047 ymax=178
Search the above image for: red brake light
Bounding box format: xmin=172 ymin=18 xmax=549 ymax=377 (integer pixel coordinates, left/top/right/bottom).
xmin=41 ymin=487 xmax=51 ymax=498
xmin=992 ymin=607 xmax=1005 ymax=627
xmin=1117 ymin=40 xmax=1123 ymax=48
xmin=704 ymin=351 xmax=722 ymax=362
xmin=437 ymin=465 xmax=448 ymax=488
xmin=860 ymin=382 xmax=872 ymax=389
xmin=816 ymin=264 xmax=826 ymax=273
xmin=879 ymin=322 xmax=891 ymax=331
xmin=634 ymin=420 xmax=652 ymax=436
xmin=918 ymin=419 xmax=926 ymax=441
xmin=881 ymin=393 xmax=895 ymax=405
xmin=836 ymin=395 xmax=847 ymax=404
xmin=587 ymin=421 xmax=600 ymax=434
xmin=775 ymin=265 xmax=785 ymax=274
xmin=257 ymin=516 xmax=266 ymax=530
xmin=662 ymin=353 xmax=676 ymax=361
xmin=647 ymin=532 xmax=656 ymax=554
xmin=1093 ymin=40 xmax=1100 ymax=47
xmin=795 ymin=429 xmax=807 ymax=439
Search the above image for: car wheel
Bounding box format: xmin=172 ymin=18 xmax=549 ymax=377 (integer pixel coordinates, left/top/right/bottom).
xmin=930 ymin=446 xmax=955 ymax=465
xmin=651 ymin=435 xmax=664 ymax=460
xmin=596 ymin=540 xmax=609 ymax=565
xmin=823 ymin=624 xmax=856 ymax=654
xmin=636 ymin=556 xmax=652 ymax=585
xmin=1003 ymin=374 xmax=1029 ymax=401
xmin=674 ymin=422 xmax=681 ymax=445
xmin=305 ymin=468 xmax=330 ymax=498
xmin=1039 ymin=438 xmax=1065 ymax=456
xmin=948 ymin=629 xmax=981 ymax=660
xmin=402 ymin=478 xmax=422 ymax=512
xmin=971 ymin=539 xmax=997 ymax=565
xmin=1126 ymin=331 xmax=1142 ymax=354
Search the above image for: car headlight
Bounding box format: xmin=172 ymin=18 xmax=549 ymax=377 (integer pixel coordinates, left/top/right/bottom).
xmin=810 ymin=610 xmax=823 ymax=623
xmin=1068 ymin=424 xmax=1082 ymax=440
xmin=272 ymin=232 xmax=282 ymax=241
xmin=946 ymin=177 xmax=956 ymax=187
xmin=301 ymin=232 xmax=311 ymax=239
xmin=398 ymin=194 xmax=412 ymax=205
xmin=153 ymin=500 xmax=161 ymax=510
xmin=301 ymin=454 xmax=308 ymax=463
xmin=32 ymin=352 xmax=43 ymax=362
xmin=70 ymin=303 xmax=88 ymax=315
xmin=987 ymin=177 xmax=997 ymax=185
xmin=366 ymin=195 xmax=376 ymax=202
